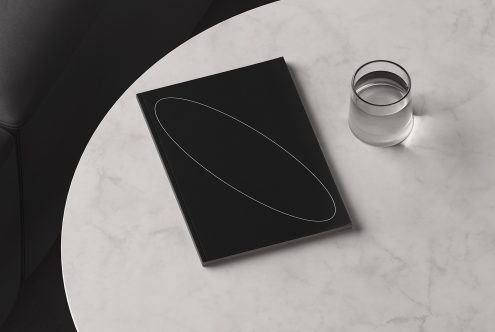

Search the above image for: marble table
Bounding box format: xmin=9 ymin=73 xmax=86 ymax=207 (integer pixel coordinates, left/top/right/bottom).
xmin=62 ymin=0 xmax=495 ymax=331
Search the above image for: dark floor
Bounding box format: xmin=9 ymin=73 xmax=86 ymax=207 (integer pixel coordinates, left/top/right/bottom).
xmin=1 ymin=237 xmax=76 ymax=332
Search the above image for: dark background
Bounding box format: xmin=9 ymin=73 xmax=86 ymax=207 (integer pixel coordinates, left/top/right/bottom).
xmin=0 ymin=1 xmax=276 ymax=331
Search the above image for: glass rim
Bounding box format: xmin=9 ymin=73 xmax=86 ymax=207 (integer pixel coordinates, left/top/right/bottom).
xmin=351 ymin=59 xmax=412 ymax=107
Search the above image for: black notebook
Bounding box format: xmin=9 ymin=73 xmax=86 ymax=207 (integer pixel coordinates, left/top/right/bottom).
xmin=137 ymin=57 xmax=352 ymax=265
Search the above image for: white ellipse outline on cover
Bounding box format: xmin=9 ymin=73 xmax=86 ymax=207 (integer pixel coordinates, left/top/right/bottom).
xmin=154 ymin=97 xmax=336 ymax=223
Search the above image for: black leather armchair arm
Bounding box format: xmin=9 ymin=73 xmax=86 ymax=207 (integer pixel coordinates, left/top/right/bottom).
xmin=0 ymin=129 xmax=21 ymax=324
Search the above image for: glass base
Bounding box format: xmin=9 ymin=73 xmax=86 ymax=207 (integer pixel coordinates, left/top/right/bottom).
xmin=349 ymin=116 xmax=414 ymax=147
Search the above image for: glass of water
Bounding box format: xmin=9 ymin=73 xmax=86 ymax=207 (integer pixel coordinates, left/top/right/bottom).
xmin=349 ymin=60 xmax=413 ymax=147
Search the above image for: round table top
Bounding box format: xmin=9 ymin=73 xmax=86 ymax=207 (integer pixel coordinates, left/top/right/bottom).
xmin=62 ymin=0 xmax=495 ymax=331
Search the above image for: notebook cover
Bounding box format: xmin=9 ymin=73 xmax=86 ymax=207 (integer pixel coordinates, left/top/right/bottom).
xmin=137 ymin=57 xmax=352 ymax=265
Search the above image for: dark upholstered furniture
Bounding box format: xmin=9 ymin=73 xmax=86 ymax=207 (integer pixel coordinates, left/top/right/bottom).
xmin=0 ymin=128 xmax=21 ymax=325
xmin=0 ymin=0 xmax=275 ymax=326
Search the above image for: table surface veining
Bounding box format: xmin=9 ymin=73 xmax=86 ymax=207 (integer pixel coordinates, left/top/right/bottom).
xmin=62 ymin=0 xmax=495 ymax=331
